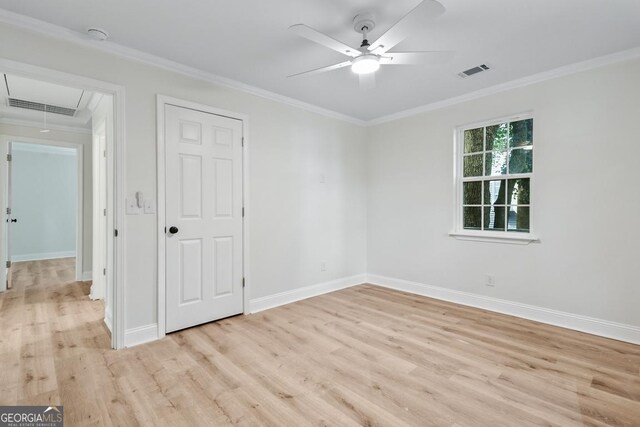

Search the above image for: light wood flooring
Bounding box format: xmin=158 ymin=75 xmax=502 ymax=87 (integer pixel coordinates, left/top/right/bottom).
xmin=1 ymin=258 xmax=640 ymax=426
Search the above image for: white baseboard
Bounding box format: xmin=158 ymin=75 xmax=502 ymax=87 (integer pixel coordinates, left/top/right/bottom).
xmin=248 ymin=274 xmax=367 ymax=314
xmin=125 ymin=323 xmax=158 ymax=348
xmin=11 ymin=251 xmax=75 ymax=262
xmin=81 ymin=271 xmax=92 ymax=281
xmin=121 ymin=273 xmax=640 ymax=348
xmin=367 ymin=274 xmax=640 ymax=345
xmin=104 ymin=311 xmax=113 ymax=333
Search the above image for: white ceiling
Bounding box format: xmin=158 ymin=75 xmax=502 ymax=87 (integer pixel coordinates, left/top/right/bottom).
xmin=1 ymin=0 xmax=639 ymax=121
xmin=1 ymin=74 xmax=96 ymax=129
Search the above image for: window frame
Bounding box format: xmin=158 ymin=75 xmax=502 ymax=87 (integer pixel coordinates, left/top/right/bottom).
xmin=451 ymin=112 xmax=539 ymax=245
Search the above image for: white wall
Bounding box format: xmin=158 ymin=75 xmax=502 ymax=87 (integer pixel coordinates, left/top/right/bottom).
xmin=0 ymin=23 xmax=367 ymax=331
xmin=10 ymin=143 xmax=76 ymax=260
xmin=367 ymin=58 xmax=640 ymax=327
xmin=0 ymin=123 xmax=92 ymax=273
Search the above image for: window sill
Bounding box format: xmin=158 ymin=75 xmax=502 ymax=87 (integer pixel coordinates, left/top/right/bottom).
xmin=449 ymin=231 xmax=540 ymax=245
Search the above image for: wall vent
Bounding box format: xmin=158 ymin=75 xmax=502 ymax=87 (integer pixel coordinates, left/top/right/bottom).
xmin=458 ymin=64 xmax=490 ymax=78
xmin=7 ymin=98 xmax=77 ymax=116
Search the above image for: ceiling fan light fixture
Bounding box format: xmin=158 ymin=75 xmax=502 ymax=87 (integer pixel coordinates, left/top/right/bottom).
xmin=351 ymin=55 xmax=380 ymax=74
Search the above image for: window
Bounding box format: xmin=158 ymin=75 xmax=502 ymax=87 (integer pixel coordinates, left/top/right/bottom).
xmin=453 ymin=114 xmax=536 ymax=242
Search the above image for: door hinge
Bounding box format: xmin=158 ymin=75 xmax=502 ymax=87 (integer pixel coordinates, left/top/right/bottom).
xmin=103 ymin=268 xmax=106 ymax=276
xmin=242 ymin=277 xmax=245 ymax=288
xmin=6 ymin=154 xmax=11 ymax=162
xmin=6 ymin=207 xmax=10 ymax=215
xmin=242 ymin=137 xmax=244 ymax=147
xmin=103 ymin=208 xmax=107 ymax=216
xmin=242 ymin=207 xmax=245 ymax=217
xmin=114 ymin=229 xmax=118 ymax=237
xmin=103 ymin=150 xmax=107 ymax=158
xmin=6 ymin=261 xmax=11 ymax=268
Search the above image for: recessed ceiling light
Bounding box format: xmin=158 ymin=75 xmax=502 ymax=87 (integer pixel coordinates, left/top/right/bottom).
xmin=87 ymin=28 xmax=109 ymax=42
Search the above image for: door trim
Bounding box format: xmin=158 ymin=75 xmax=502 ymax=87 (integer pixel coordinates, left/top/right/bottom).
xmin=0 ymin=58 xmax=127 ymax=349
xmin=0 ymin=137 xmax=84 ymax=284
xmin=156 ymin=95 xmax=250 ymax=340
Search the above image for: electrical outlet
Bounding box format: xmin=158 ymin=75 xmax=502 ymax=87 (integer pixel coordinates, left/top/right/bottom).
xmin=485 ymin=274 xmax=495 ymax=287
xmin=320 ymin=262 xmax=327 ymax=272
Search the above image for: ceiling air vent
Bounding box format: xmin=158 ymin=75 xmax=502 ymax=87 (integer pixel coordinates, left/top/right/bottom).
xmin=7 ymin=98 xmax=77 ymax=117
xmin=458 ymin=64 xmax=490 ymax=78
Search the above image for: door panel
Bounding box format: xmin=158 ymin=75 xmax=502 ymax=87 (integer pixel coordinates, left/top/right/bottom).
xmin=5 ymin=142 xmax=12 ymax=290
xmin=165 ymin=104 xmax=243 ymax=333
xmin=92 ymin=121 xmax=108 ymax=302
xmin=179 ymin=238 xmax=203 ymax=304
xmin=179 ymin=154 xmax=203 ymax=218
xmin=213 ymin=158 xmax=233 ymax=217
xmin=213 ymin=236 xmax=233 ymax=296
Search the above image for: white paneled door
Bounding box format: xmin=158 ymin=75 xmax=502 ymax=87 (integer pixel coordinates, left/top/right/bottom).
xmin=165 ymin=104 xmax=243 ymax=333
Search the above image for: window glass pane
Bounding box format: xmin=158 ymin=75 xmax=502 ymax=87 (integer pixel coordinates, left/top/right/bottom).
xmin=464 ymin=128 xmax=484 ymax=153
xmin=509 ymin=119 xmax=533 ymax=147
xmin=463 ymin=154 xmax=483 ymax=177
xmin=483 ymin=180 xmax=506 ymax=205
xmin=486 ymin=124 xmax=509 ymax=151
xmin=485 ymin=151 xmax=508 ymax=176
xmin=507 ymin=206 xmax=530 ymax=232
xmin=507 ymin=178 xmax=530 ymax=205
xmin=508 ymin=148 xmax=533 ymax=174
xmin=463 ymin=207 xmax=482 ymax=230
xmin=463 ymin=181 xmax=482 ymax=205
xmin=484 ymin=206 xmax=506 ymax=231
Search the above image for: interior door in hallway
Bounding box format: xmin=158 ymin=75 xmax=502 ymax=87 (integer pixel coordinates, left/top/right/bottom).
xmin=164 ymin=104 xmax=244 ymax=333
xmin=4 ymin=142 xmax=13 ymax=290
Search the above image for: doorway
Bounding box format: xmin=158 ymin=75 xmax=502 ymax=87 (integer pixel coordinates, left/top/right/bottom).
xmin=0 ymin=60 xmax=125 ymax=348
xmin=4 ymin=140 xmax=83 ymax=287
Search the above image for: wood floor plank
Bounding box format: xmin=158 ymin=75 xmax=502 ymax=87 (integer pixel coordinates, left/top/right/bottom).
xmin=1 ymin=260 xmax=640 ymax=426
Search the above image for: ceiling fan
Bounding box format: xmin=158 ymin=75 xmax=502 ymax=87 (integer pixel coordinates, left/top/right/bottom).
xmin=288 ymin=0 xmax=453 ymax=88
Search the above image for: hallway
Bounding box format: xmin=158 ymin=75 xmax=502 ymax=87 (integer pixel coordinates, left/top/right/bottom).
xmin=0 ymin=258 xmax=109 ymax=407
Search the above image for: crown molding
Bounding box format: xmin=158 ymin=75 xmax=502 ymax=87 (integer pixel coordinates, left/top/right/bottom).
xmin=0 ymin=9 xmax=367 ymax=127
xmin=367 ymin=46 xmax=640 ymax=126
xmin=0 ymin=117 xmax=92 ymax=134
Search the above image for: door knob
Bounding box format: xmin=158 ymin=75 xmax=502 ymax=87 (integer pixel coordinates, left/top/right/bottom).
xmin=168 ymin=226 xmax=179 ymax=235
xmin=10 ymin=219 xmax=17 ymax=223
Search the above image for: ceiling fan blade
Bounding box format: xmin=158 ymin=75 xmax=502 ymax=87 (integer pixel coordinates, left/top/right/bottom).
xmin=381 ymin=51 xmax=454 ymax=65
xmin=288 ymin=61 xmax=352 ymax=78
xmin=369 ymin=0 xmax=445 ymax=55
xmin=289 ymin=24 xmax=360 ymax=57
xmin=359 ymin=73 xmax=376 ymax=91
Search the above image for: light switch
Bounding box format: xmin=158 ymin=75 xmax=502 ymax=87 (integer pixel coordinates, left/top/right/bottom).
xmin=126 ymin=197 xmax=141 ymax=215
xmin=144 ymin=199 xmax=156 ymax=214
